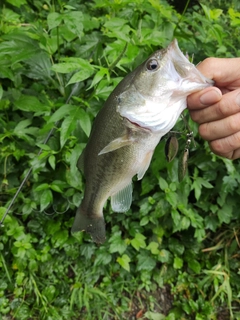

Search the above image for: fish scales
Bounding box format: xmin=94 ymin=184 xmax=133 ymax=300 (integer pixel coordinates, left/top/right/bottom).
xmin=72 ymin=39 xmax=214 ymax=243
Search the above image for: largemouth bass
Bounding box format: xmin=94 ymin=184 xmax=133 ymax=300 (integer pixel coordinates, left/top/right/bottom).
xmin=72 ymin=39 xmax=213 ymax=243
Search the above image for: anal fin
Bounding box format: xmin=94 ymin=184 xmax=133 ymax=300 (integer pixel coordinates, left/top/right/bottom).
xmin=111 ymin=182 xmax=132 ymax=213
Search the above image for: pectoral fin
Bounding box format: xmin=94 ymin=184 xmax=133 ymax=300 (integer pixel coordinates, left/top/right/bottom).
xmin=98 ymin=135 xmax=134 ymax=155
xmin=137 ymin=151 xmax=154 ymax=180
xmin=111 ymin=182 xmax=132 ymax=213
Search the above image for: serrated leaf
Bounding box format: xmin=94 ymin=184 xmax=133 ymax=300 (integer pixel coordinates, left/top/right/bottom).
xmin=137 ymin=253 xmax=156 ymax=271
xmin=64 ymin=11 xmax=83 ymax=35
xmin=14 ymin=95 xmax=49 ymax=112
xmin=47 ymin=12 xmax=62 ymax=30
xmin=94 ymin=250 xmax=112 ymax=266
xmin=51 ymin=62 xmax=83 ymax=74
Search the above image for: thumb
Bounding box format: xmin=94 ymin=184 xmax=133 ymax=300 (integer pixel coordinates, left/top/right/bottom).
xmin=187 ymin=87 xmax=222 ymax=110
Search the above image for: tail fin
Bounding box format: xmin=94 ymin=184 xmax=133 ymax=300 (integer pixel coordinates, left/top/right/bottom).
xmin=71 ymin=205 xmax=106 ymax=243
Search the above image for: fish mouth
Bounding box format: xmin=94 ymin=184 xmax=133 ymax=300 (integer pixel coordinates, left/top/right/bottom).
xmin=167 ymin=39 xmax=214 ymax=86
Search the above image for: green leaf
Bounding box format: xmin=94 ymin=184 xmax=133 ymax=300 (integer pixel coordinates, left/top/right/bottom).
xmin=47 ymin=12 xmax=62 ymax=30
xmin=48 ymin=104 xmax=75 ymax=122
xmin=168 ymin=238 xmax=185 ymax=255
xmin=50 ymin=184 xmax=63 ymax=193
xmin=158 ymin=176 xmax=168 ymax=190
xmin=52 ymin=230 xmax=68 ymax=248
xmin=0 ymin=85 xmax=3 ymax=100
xmin=42 ymin=285 xmax=56 ymax=301
xmin=144 ymin=311 xmax=165 ymax=320
xmin=109 ymin=232 xmax=127 ymax=255
xmin=89 ymin=67 xmax=109 ymax=89
xmin=147 ymin=241 xmax=159 ymax=255
xmin=67 ymin=69 xmax=94 ymax=85
xmin=64 ymin=11 xmax=83 ymax=35
xmin=173 ymin=256 xmax=183 ymax=269
xmin=14 ymin=95 xmax=49 ymax=112
xmin=35 ymin=183 xmax=49 ymax=192
xmin=6 ymin=0 xmax=27 ymax=7
xmin=218 ymin=204 xmax=232 ymax=224
xmin=40 ymin=189 xmax=53 ymax=211
xmin=94 ymin=250 xmax=112 ymax=266
xmin=158 ymin=249 xmax=170 ymax=263
xmin=137 ymin=253 xmax=156 ymax=271
xmin=48 ymin=155 xmax=56 ymax=170
xmin=117 ymin=254 xmax=130 ymax=272
xmin=60 ymin=115 xmax=77 ymax=148
xmin=166 ymin=190 xmax=178 ymax=208
xmin=78 ymin=109 xmax=91 ymax=137
xmin=188 ymin=259 xmax=201 ymax=274
xmin=140 ymin=216 xmax=149 ymax=226
xmin=130 ymin=233 xmax=146 ymax=251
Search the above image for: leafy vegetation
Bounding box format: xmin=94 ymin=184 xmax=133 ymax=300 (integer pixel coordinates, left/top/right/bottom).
xmin=1 ymin=0 xmax=240 ymax=319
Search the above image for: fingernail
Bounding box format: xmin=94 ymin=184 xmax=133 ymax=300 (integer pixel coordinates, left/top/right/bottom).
xmin=200 ymin=88 xmax=222 ymax=105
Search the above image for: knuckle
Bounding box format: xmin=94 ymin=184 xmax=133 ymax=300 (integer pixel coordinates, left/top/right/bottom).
xmin=198 ymin=123 xmax=211 ymax=140
xmin=210 ymin=139 xmax=224 ymax=154
xmin=227 ymin=113 xmax=240 ymax=132
xmin=189 ymin=110 xmax=200 ymax=122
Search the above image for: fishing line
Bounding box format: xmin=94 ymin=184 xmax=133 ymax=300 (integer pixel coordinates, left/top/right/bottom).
xmin=0 ymin=82 xmax=81 ymax=227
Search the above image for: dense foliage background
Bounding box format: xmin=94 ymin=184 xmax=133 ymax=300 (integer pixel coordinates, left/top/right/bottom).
xmin=1 ymin=0 xmax=240 ymax=319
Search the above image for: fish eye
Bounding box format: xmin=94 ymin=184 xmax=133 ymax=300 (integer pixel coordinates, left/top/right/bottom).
xmin=146 ymin=59 xmax=159 ymax=71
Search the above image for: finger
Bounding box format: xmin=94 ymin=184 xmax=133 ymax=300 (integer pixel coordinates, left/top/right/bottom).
xmin=196 ymin=57 xmax=240 ymax=88
xmin=209 ymin=131 xmax=240 ymax=160
xmin=187 ymin=86 xmax=222 ymax=111
xmin=190 ymin=89 xmax=240 ymax=124
xmin=199 ymin=112 xmax=240 ymax=141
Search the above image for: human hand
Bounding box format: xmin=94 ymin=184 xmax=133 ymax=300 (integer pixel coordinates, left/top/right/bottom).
xmin=187 ymin=57 xmax=240 ymax=160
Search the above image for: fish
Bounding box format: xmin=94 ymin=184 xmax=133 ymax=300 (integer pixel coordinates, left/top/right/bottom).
xmin=71 ymin=39 xmax=213 ymax=243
